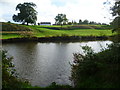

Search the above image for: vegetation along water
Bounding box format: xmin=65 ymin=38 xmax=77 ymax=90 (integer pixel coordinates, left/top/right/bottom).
xmin=1 ymin=0 xmax=120 ymax=89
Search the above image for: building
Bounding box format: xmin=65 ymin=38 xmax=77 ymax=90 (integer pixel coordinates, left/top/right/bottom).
xmin=38 ymin=22 xmax=51 ymax=25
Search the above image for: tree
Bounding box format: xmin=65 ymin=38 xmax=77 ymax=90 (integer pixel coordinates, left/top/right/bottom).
xmin=55 ymin=14 xmax=68 ymax=26
xmin=83 ymin=19 xmax=89 ymax=24
xmin=12 ymin=2 xmax=37 ymax=25
xmin=111 ymin=1 xmax=120 ymax=33
xmin=68 ymin=22 xmax=72 ymax=25
xmin=79 ymin=19 xmax=82 ymax=24
xmin=73 ymin=20 xmax=77 ymax=25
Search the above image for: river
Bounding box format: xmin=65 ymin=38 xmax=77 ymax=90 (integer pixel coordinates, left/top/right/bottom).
xmin=2 ymin=40 xmax=112 ymax=87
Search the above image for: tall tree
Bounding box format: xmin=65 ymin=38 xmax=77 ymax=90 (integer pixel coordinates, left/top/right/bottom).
xmin=55 ymin=14 xmax=68 ymax=26
xmin=83 ymin=19 xmax=89 ymax=24
xmin=111 ymin=1 xmax=120 ymax=33
xmin=79 ymin=19 xmax=82 ymax=24
xmin=13 ymin=2 xmax=37 ymax=25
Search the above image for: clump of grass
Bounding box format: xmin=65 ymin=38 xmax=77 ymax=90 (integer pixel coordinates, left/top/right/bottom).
xmin=2 ymin=22 xmax=32 ymax=31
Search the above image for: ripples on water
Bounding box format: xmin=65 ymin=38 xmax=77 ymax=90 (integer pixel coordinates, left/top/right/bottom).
xmin=2 ymin=40 xmax=112 ymax=87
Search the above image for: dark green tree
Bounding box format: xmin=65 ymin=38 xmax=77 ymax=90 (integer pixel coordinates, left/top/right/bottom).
xmin=13 ymin=2 xmax=37 ymax=25
xmin=73 ymin=20 xmax=77 ymax=25
xmin=68 ymin=22 xmax=72 ymax=25
xmin=83 ymin=19 xmax=89 ymax=24
xmin=55 ymin=14 xmax=68 ymax=26
xmin=111 ymin=1 xmax=120 ymax=33
xmin=79 ymin=19 xmax=82 ymax=24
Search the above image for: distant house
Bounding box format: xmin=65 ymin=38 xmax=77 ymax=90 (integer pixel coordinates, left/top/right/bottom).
xmin=38 ymin=22 xmax=51 ymax=25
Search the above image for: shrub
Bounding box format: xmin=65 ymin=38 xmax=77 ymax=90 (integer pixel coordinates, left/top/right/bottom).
xmin=1 ymin=50 xmax=31 ymax=88
xmin=71 ymin=43 xmax=120 ymax=88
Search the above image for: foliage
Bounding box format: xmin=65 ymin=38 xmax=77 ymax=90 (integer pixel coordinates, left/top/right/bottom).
xmin=71 ymin=43 xmax=120 ymax=88
xmin=55 ymin=14 xmax=68 ymax=26
xmin=111 ymin=1 xmax=120 ymax=33
xmin=46 ymin=82 xmax=72 ymax=88
xmin=78 ymin=19 xmax=107 ymax=25
xmin=82 ymin=20 xmax=89 ymax=24
xmin=111 ymin=17 xmax=120 ymax=33
xmin=1 ymin=50 xmax=34 ymax=88
xmin=13 ymin=2 xmax=37 ymax=25
xmin=1 ymin=50 xmax=72 ymax=88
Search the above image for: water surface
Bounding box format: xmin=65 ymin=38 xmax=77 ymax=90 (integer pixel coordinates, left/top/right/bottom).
xmin=2 ymin=40 xmax=112 ymax=87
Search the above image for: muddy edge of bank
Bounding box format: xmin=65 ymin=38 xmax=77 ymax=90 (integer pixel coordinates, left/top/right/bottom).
xmin=1 ymin=36 xmax=112 ymax=43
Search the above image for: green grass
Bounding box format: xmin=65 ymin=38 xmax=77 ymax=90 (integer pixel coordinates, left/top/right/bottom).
xmin=1 ymin=23 xmax=115 ymax=39
xmin=1 ymin=33 xmax=22 ymax=39
xmin=27 ymin=25 xmax=114 ymax=37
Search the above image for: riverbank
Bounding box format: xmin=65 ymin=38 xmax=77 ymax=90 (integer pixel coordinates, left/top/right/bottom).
xmin=1 ymin=22 xmax=114 ymax=40
xmin=2 ymin=40 xmax=113 ymax=88
xmin=1 ymin=35 xmax=112 ymax=43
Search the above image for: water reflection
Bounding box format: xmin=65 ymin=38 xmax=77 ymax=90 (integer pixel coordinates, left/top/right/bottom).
xmin=2 ymin=41 xmax=112 ymax=87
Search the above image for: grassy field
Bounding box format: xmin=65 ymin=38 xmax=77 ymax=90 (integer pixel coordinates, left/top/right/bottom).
xmin=1 ymin=22 xmax=115 ymax=39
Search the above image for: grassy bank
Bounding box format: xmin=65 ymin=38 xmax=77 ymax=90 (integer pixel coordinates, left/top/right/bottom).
xmin=1 ymin=22 xmax=115 ymax=40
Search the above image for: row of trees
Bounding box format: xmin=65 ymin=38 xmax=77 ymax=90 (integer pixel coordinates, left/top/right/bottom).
xmin=12 ymin=2 xmax=108 ymax=26
xmin=12 ymin=2 xmax=119 ymax=29
xmin=67 ymin=19 xmax=107 ymax=25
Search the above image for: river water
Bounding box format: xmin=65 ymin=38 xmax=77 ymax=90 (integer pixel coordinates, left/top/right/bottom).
xmin=2 ymin=40 xmax=112 ymax=87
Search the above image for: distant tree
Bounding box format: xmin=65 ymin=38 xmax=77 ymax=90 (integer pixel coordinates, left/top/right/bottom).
xmin=55 ymin=14 xmax=68 ymax=26
xmin=72 ymin=20 xmax=74 ymax=25
xmin=7 ymin=21 xmax=11 ymax=23
xmin=111 ymin=1 xmax=120 ymax=33
xmin=79 ymin=19 xmax=82 ymax=24
xmin=12 ymin=2 xmax=37 ymax=25
xmin=98 ymin=23 xmax=102 ymax=25
xmin=68 ymin=22 xmax=72 ymax=25
xmin=101 ymin=23 xmax=107 ymax=25
xmin=72 ymin=20 xmax=77 ymax=25
xmin=89 ymin=21 xmax=96 ymax=25
xmin=83 ymin=19 xmax=89 ymax=24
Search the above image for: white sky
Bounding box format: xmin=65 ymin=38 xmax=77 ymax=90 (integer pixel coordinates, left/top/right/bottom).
xmin=0 ymin=0 xmax=117 ymax=24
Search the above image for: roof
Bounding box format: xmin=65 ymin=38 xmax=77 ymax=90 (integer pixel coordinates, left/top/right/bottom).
xmin=40 ymin=22 xmax=51 ymax=24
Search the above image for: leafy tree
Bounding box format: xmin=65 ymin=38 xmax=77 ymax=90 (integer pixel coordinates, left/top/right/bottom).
xmin=55 ymin=14 xmax=68 ymax=26
xmin=71 ymin=43 xmax=120 ymax=88
xmin=68 ymin=22 xmax=72 ymax=25
xmin=111 ymin=1 xmax=120 ymax=33
xmin=73 ymin=20 xmax=77 ymax=25
xmin=79 ymin=19 xmax=82 ymax=24
xmin=83 ymin=19 xmax=89 ymax=24
xmin=13 ymin=2 xmax=37 ymax=25
xmin=1 ymin=50 xmax=33 ymax=88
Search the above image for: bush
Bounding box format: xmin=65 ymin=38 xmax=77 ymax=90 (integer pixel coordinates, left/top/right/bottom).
xmin=2 ymin=22 xmax=32 ymax=31
xmin=1 ymin=50 xmax=32 ymax=88
xmin=71 ymin=43 xmax=120 ymax=88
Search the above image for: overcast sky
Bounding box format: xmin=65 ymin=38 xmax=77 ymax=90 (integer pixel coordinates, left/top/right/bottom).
xmin=0 ymin=0 xmax=117 ymax=24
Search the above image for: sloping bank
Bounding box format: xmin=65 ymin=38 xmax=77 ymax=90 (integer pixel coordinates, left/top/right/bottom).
xmin=1 ymin=36 xmax=111 ymax=43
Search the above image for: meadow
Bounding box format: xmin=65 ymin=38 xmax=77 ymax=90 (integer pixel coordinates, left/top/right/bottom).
xmin=1 ymin=22 xmax=115 ymax=39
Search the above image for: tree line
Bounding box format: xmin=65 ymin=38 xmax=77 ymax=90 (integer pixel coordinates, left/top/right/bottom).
xmin=12 ymin=2 xmax=108 ymax=26
xmin=12 ymin=1 xmax=120 ymax=32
